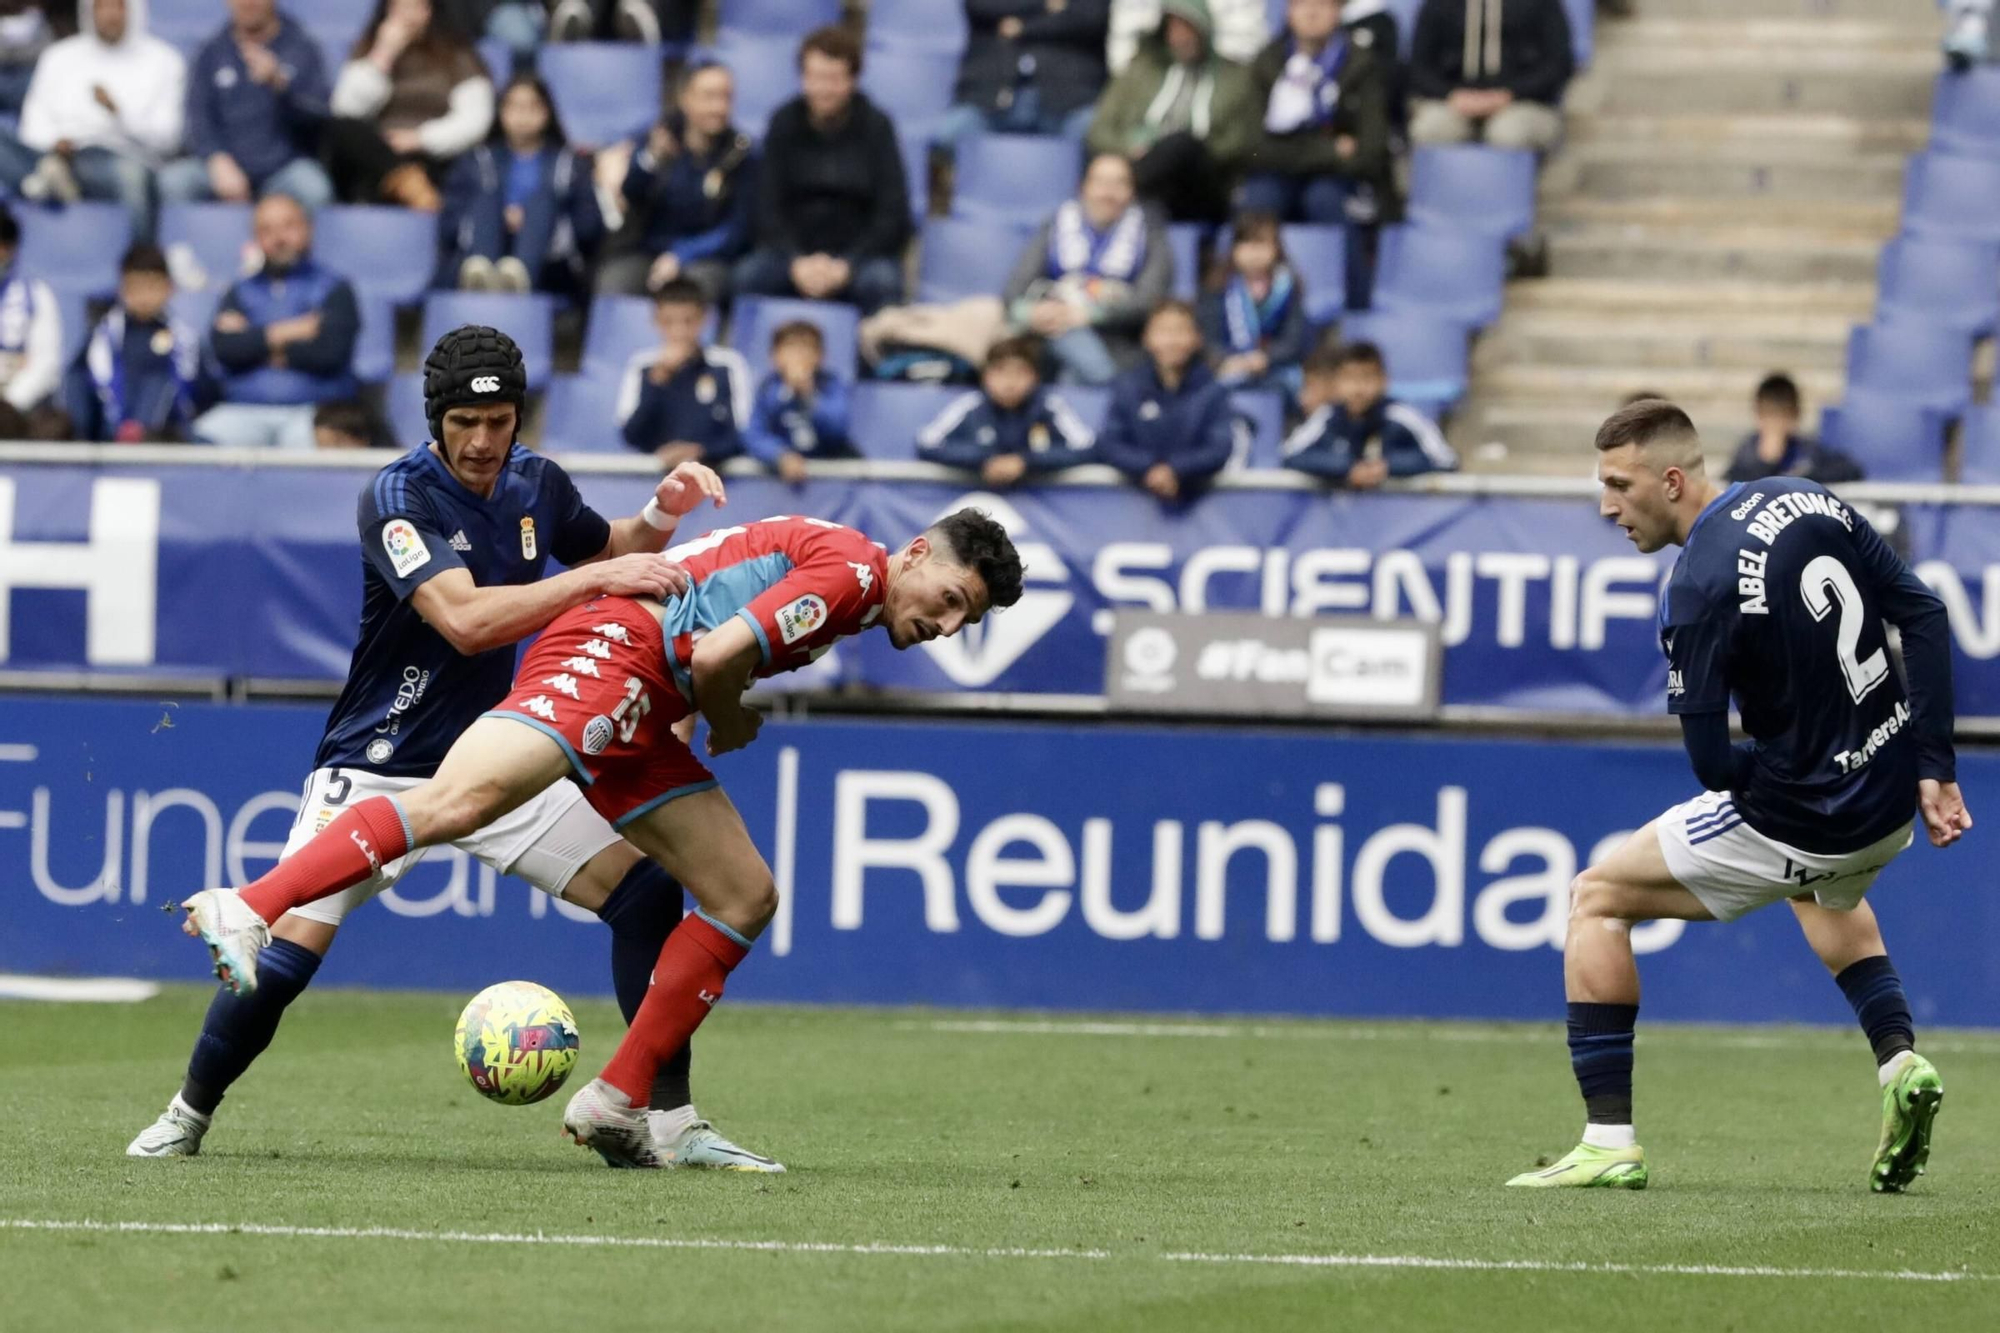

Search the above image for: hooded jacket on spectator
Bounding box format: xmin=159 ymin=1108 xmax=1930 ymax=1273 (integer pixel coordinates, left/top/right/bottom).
xmin=1107 ymin=0 xmax=1269 ymax=72
xmin=621 ymin=115 xmax=756 ymax=266
xmin=62 ymin=304 xmax=204 ymax=441
xmin=183 ymin=10 xmax=330 ymax=186
xmin=1087 ymin=0 xmax=1262 ymax=175
xmin=1409 ymin=0 xmax=1574 ymax=107
xmin=955 ymin=0 xmax=1113 ymax=120
xmin=1282 ymin=399 xmax=1458 ymax=481
xmin=616 ymin=344 xmax=750 ymax=461
xmin=18 ymin=0 xmax=186 ymax=162
xmin=917 ymin=385 xmax=1098 ymax=472
xmin=1096 ymin=357 xmax=1237 ymax=483
xmin=752 ymin=92 xmax=910 ymax=263
xmin=743 ymin=369 xmax=855 ymax=466
xmin=0 ymin=260 xmax=62 ymax=411
xmin=1248 ymin=21 xmax=1394 ymax=187
xmin=209 ymin=258 xmax=360 ymax=406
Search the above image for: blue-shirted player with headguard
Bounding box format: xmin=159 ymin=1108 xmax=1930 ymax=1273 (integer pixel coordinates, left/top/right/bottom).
xmin=129 ymin=325 xmax=784 ymax=1172
xmin=1508 ymin=398 xmax=1972 ymax=1194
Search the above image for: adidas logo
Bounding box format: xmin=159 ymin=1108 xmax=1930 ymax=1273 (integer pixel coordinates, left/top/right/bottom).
xmin=448 ymin=530 xmax=472 ymax=552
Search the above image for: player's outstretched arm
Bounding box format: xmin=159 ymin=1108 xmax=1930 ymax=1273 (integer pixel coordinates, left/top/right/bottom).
xmin=411 ymin=555 xmax=687 ymax=656
xmin=687 ymin=616 xmax=765 ymax=756
xmin=589 ymin=461 xmax=728 ymax=561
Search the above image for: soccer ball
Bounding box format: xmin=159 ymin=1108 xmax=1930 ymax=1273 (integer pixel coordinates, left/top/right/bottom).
xmin=454 ymin=981 xmax=580 ymax=1105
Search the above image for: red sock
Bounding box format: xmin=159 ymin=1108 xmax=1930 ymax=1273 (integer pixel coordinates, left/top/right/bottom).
xmin=599 ymin=914 xmax=749 ymax=1103
xmin=239 ymin=796 xmax=412 ymax=924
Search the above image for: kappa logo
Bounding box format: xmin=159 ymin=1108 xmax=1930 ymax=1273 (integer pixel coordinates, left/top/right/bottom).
xmin=447 ymin=529 xmax=472 ymax=552
xmin=522 ymin=695 xmax=559 ymax=722
xmin=559 ymin=655 xmax=602 ymax=678
xmin=592 ymin=623 xmax=631 ymax=644
xmin=919 ymin=493 xmax=1073 ymax=687
xmin=849 ymin=561 xmax=875 ymax=596
xmin=470 ymin=375 xmax=501 ymax=394
xmin=578 ymin=639 xmax=613 ymax=659
xmin=544 ymin=672 xmax=582 ymax=700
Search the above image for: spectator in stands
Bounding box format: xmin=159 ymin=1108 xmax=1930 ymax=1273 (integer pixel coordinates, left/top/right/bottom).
xmin=1198 ymin=212 xmax=1307 ymax=398
xmin=943 ymin=0 xmax=1112 ymax=149
xmin=1409 ymin=0 xmax=1573 ymax=151
xmin=1946 ymin=0 xmax=1991 ymax=71
xmin=0 ymin=201 xmax=67 ymax=428
xmin=1087 ymin=0 xmax=1260 ymax=224
xmin=1242 ymin=0 xmax=1394 ymax=230
xmin=160 ymin=0 xmax=333 ymax=214
xmin=1281 ymin=341 xmax=1457 ymax=486
xmin=325 ymin=0 xmax=494 ymax=211
xmin=596 ymin=61 xmax=755 ymax=304
xmin=734 ymin=27 xmax=910 ymax=316
xmin=743 ymin=320 xmax=856 ymax=483
xmin=312 ymin=398 xmax=390 ymax=448
xmin=1725 ymin=372 xmax=1864 ymax=486
xmin=0 ymin=2 xmax=52 ymax=120
xmin=616 ymin=276 xmax=747 ymax=469
xmin=918 ymin=335 xmax=1098 ymax=488
xmin=1003 ymin=152 xmax=1171 ymax=386
xmin=0 ymin=0 xmax=186 ymax=238
xmin=62 ymin=241 xmax=205 ymax=442
xmin=1098 ymin=299 xmax=1235 ymax=500
xmin=1108 ymin=0 xmax=1268 ymax=70
xmin=438 ymin=73 xmax=602 ymax=295
xmin=195 ymin=194 xmax=360 ymax=449
xmin=547 ymin=0 xmax=694 ymax=44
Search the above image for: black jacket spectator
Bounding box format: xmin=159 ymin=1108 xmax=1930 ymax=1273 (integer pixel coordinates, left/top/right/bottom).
xmin=954 ymin=0 xmax=1112 ymax=122
xmin=1409 ymin=0 xmax=1573 ymax=107
xmin=1248 ymin=24 xmax=1394 ymax=191
xmin=752 ymin=93 xmax=910 ymax=267
xmin=1725 ymin=432 xmax=1865 ymax=486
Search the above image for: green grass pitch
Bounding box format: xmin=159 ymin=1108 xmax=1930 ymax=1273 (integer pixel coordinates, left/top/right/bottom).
xmin=3 ymin=986 xmax=1998 ymax=1333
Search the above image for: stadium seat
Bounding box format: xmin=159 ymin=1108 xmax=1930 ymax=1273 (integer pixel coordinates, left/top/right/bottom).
xmin=1230 ymin=389 xmax=1285 ymax=470
xmin=316 ymin=31 xmax=355 ymax=88
xmin=422 ymin=292 xmax=557 ymax=390
xmin=903 ymin=133 xmax=932 ymax=223
xmin=867 ymin=0 xmax=971 ymax=53
xmin=1818 ymin=389 xmax=1949 ymax=482
xmin=351 ymin=295 xmax=396 ymax=383
xmin=732 ymin=297 xmax=861 ymax=385
xmin=1900 ymin=151 xmax=2000 ymax=243
xmin=1957 ymin=404 xmax=2000 ymax=484
xmin=315 ymin=206 xmax=440 ymax=305
xmin=16 ymin=203 xmax=130 ymax=302
xmin=1874 ymin=235 xmax=2000 ymax=335
xmin=1408 ymin=146 xmax=1539 ymax=241
xmin=386 ymin=372 xmax=427 ymax=448
xmin=861 ymin=44 xmax=959 ymax=145
xmin=1057 ymin=383 xmax=1112 ymax=435
xmin=158 ymin=203 xmax=254 ymax=292
xmin=917 ymin=216 xmax=1033 ymax=303
xmin=298 ymin=0 xmax=374 ymax=38
xmin=1843 ymin=320 xmax=1974 ymax=419
xmin=1564 ymin=0 xmax=1595 ymax=68
xmin=170 ymin=288 xmax=224 ymax=344
xmin=581 ymin=295 xmax=720 ymax=380
xmin=539 ymin=372 xmax=628 ymax=455
xmin=1168 ymin=223 xmax=1205 ymax=299
xmin=1280 ymin=224 xmax=1349 ymax=326
xmin=718 ymin=0 xmax=843 ymax=40
xmin=849 ymin=381 xmax=961 ymax=461
xmin=952 ymin=135 xmax=1083 ymax=226
xmin=53 ymin=290 xmax=89 ymax=365
xmin=1929 ymin=68 xmax=2000 ymax=157
xmin=1332 ymin=310 xmax=1471 ymax=412
xmin=149 ymin=1 xmax=214 ymax=58
xmin=539 ymin=44 xmax=663 ymax=149
xmin=478 ymin=37 xmax=513 ymax=84
xmin=1370 ymin=224 xmax=1508 ymax=331
xmin=709 ymin=33 xmax=798 ymax=140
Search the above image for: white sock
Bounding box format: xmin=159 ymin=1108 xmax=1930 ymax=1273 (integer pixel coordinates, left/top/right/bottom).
xmin=1878 ymin=1049 xmax=1916 ymax=1088
xmin=648 ymin=1104 xmax=698 ymax=1139
xmin=1582 ymin=1122 xmax=1636 ymax=1150
xmin=169 ymin=1093 xmax=212 ymax=1125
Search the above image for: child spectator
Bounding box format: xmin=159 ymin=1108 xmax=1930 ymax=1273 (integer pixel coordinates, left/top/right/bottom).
xmin=312 ymin=398 xmax=390 ymax=448
xmin=918 ymin=336 xmax=1098 ymax=488
xmin=62 ymin=242 xmax=206 ymax=443
xmin=744 ymin=320 xmax=856 ymax=484
xmin=1198 ymin=212 xmax=1307 ymax=397
xmin=1725 ymin=373 xmax=1864 ymax=485
xmin=1098 ymin=299 xmax=1237 ymax=500
xmin=615 ymin=276 xmax=748 ymax=469
xmin=439 ymin=73 xmax=604 ymax=295
xmin=1281 ymin=341 xmax=1457 ymax=487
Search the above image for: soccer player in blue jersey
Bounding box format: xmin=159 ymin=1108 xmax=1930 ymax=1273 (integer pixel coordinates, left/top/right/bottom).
xmin=129 ymin=325 xmax=783 ymax=1171
xmin=1508 ymin=399 xmax=1973 ymax=1193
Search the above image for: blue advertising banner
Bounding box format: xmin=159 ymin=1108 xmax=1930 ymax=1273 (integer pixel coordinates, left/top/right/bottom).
xmin=6 ymin=459 xmax=2000 ymax=715
xmin=3 ymin=697 xmax=1995 ymax=1026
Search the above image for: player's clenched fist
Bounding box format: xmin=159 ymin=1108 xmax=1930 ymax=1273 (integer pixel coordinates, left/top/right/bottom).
xmin=594 ymin=552 xmax=690 ymax=601
xmin=705 ymin=706 xmax=762 ymax=757
xmin=1918 ymin=779 xmax=1973 ymax=848
xmin=655 ymin=460 xmax=727 ymax=518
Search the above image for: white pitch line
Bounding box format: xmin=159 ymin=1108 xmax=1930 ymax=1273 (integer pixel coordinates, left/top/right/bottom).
xmin=2 ymin=1219 xmax=1993 ymax=1285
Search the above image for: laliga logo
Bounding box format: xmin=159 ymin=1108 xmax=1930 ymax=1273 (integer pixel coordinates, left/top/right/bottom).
xmin=920 ymin=493 xmax=1072 ymax=688
xmin=470 ymin=375 xmax=501 ymax=393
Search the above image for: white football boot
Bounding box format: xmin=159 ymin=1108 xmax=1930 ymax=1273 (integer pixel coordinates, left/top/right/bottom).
xmin=562 ymin=1079 xmax=662 ymax=1169
xmin=181 ymin=889 xmax=271 ymax=995
xmin=650 ymin=1109 xmax=787 ymax=1172
xmin=126 ymin=1095 xmax=212 ymax=1158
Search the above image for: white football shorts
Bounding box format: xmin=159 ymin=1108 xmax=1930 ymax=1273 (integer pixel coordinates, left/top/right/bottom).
xmin=1656 ymin=789 xmax=1914 ymax=923
xmin=280 ymin=766 xmax=623 ymax=926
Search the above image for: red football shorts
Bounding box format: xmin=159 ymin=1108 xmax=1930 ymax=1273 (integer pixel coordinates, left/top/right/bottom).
xmin=487 ymin=598 xmax=715 ymax=828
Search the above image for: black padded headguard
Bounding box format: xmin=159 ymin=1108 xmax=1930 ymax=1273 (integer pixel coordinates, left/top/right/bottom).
xmin=422 ymin=324 xmax=527 ymax=445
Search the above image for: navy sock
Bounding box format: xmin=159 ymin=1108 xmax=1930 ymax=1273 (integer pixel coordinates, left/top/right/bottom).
xmin=180 ymin=938 xmax=322 ymax=1115
xmin=1834 ymin=955 xmax=1915 ymax=1066
xmin=597 ymin=860 xmax=693 ymax=1111
xmin=1566 ymin=1002 xmax=1638 ymax=1125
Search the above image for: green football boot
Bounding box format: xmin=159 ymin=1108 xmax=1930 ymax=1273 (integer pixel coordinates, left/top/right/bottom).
xmin=1506 ymin=1142 xmax=1648 ymax=1189
xmin=1871 ymin=1053 xmax=1943 ymax=1194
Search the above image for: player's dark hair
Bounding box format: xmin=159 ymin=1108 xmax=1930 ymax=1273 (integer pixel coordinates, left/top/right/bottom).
xmin=121 ymin=242 xmax=170 ymax=277
xmin=1596 ymin=398 xmax=1698 ymax=453
xmin=652 ymin=276 xmax=708 ymax=310
xmin=1755 ymin=372 xmax=1802 ymax=416
xmin=798 ymin=24 xmax=863 ymax=74
xmin=491 ymin=73 xmax=569 ymax=150
xmin=984 ymin=335 xmax=1043 ymax=375
xmin=0 ymin=201 xmax=17 ymax=250
xmin=771 ymin=320 xmax=823 ymax=353
xmin=422 ymin=324 xmax=527 ymax=445
xmin=927 ymin=508 xmax=1024 ymax=610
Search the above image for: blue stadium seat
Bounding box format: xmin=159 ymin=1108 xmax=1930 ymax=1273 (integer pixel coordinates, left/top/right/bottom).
xmin=478 ymin=37 xmax=514 ymax=85
xmin=1818 ymin=389 xmax=1949 ymax=482
xmin=1929 ymin=69 xmax=2000 ymax=157
xmin=386 ymin=372 xmax=427 ymax=449
xmin=54 ymin=290 xmax=89 ymax=365
xmin=710 ymin=33 xmax=799 ymax=139
xmin=352 ymin=295 xmax=397 ymax=383
xmin=1332 ymin=310 xmax=1471 ymax=412
xmin=298 ymin=0 xmax=374 ymax=38
xmin=1875 ymin=235 xmax=2000 ymax=335
xmin=315 ymin=206 xmax=439 ymax=305
xmin=581 ymin=294 xmax=720 ymax=380
xmin=1230 ymin=389 xmax=1285 ymax=470
xmin=1843 ymin=320 xmax=1974 ymax=419
xmin=16 ymin=203 xmax=130 ymax=301
xmin=850 ymin=381 xmax=962 ymax=461
xmin=868 ymin=0 xmax=971 ymax=54
xmin=732 ymin=297 xmax=861 ymax=385
xmin=422 ymin=292 xmax=557 ymax=389
xmin=159 ymin=203 xmax=253 ymax=292
xmin=1564 ymin=0 xmax=1594 ymax=68
xmin=719 ymin=0 xmax=842 ymax=40
xmin=1957 ymin=404 xmax=2000 ymax=484
xmin=917 ymin=215 xmax=1033 ymax=302
xmin=952 ymin=135 xmax=1083 ymax=225
xmin=1900 ymin=151 xmax=2000 ymax=243
xmin=1370 ymin=224 xmax=1507 ymax=331
xmin=316 ymin=31 xmax=355 ymax=88
xmin=1408 ymin=146 xmax=1538 ymax=241
xmin=1168 ymin=223 xmax=1205 ymax=299
xmin=149 ymin=1 xmax=216 ymax=58
xmin=1280 ymin=224 xmax=1347 ymax=326
xmin=539 ymin=372 xmax=628 ymax=455
xmin=1057 ymin=383 xmax=1112 ymax=435
xmin=903 ymin=133 xmax=931 ymax=223
xmin=171 ymin=288 xmax=225 ymax=344
xmin=861 ymin=44 xmax=959 ymax=144
xmin=539 ymin=44 xmax=662 ymax=149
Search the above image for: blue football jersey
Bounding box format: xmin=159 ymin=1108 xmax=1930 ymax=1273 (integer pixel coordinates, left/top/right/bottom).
xmin=313 ymin=445 xmax=612 ymax=777
xmin=1661 ymin=478 xmax=1952 ymax=854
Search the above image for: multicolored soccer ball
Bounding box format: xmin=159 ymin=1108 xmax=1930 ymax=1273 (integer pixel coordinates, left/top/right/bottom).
xmin=454 ymin=981 xmax=580 ymax=1105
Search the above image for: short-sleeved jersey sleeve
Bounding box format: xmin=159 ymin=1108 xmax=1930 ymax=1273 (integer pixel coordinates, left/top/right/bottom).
xmin=1662 ymin=582 xmax=1733 ymax=715
xmin=735 ymin=538 xmax=887 ymax=674
xmin=541 ymin=460 xmax=613 ymax=567
xmin=357 ymin=478 xmax=464 ymax=602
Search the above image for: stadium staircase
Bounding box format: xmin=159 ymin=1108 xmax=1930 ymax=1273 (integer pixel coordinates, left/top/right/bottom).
xmin=1455 ymin=0 xmax=1941 ymax=475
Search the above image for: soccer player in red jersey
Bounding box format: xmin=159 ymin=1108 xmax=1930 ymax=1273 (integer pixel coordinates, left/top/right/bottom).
xmin=182 ymin=508 xmax=1023 ymax=1166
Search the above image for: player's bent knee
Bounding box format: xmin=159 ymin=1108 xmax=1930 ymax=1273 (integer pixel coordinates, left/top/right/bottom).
xmin=1568 ymin=869 xmax=1639 ymax=924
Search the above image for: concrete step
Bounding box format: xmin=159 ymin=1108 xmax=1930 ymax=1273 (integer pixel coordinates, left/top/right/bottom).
xmin=1598 ymin=18 xmax=1936 ymax=53
xmin=1576 ymin=55 xmax=1936 ymax=118
xmin=1541 ymin=222 xmax=1885 ymax=284
xmin=1629 ymin=0 xmax=1939 ymax=21
xmin=1473 ymin=363 xmax=1846 ymax=401
xmin=1563 ymin=112 xmax=1932 ymax=155
xmin=1478 ymin=311 xmax=1854 ymax=371
xmin=1500 ymin=278 xmax=1877 ymax=318
xmin=1540 ymin=196 xmax=1902 ymax=233
xmin=1563 ymin=149 xmax=1913 ymax=201
xmin=1448 ymin=401 xmax=1765 ymax=475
